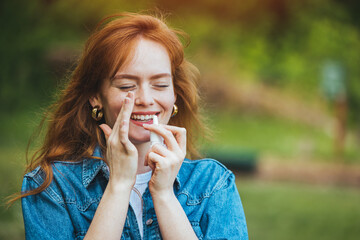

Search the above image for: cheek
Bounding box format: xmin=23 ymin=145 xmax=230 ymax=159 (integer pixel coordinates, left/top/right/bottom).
xmin=161 ymin=94 xmax=176 ymax=118
xmin=103 ymin=99 xmax=124 ymax=126
xmin=161 ymin=91 xmax=176 ymax=108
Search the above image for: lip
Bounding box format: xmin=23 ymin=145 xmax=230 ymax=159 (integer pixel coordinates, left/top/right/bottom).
xmin=131 ymin=111 xmax=159 ymax=115
xmin=130 ymin=118 xmax=153 ymax=126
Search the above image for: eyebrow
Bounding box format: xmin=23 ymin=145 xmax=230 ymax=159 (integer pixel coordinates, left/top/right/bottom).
xmin=112 ymin=73 xmax=172 ymax=81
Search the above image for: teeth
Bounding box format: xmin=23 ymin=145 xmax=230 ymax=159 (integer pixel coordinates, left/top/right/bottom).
xmin=131 ymin=114 xmax=156 ymax=121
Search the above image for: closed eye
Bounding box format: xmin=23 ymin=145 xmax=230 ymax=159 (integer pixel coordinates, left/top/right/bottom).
xmin=118 ymin=85 xmax=136 ymax=90
xmin=154 ymin=84 xmax=170 ymax=88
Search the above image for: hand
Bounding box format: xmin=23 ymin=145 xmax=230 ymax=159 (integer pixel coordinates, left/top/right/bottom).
xmin=143 ymin=124 xmax=186 ymax=198
xmin=99 ymin=92 xmax=138 ymax=188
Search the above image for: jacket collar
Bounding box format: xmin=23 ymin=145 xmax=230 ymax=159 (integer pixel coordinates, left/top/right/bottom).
xmin=82 ymin=145 xmax=181 ymax=189
xmin=82 ymin=146 xmax=109 ymax=188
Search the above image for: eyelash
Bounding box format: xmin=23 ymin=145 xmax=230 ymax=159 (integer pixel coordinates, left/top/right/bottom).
xmin=155 ymin=84 xmax=169 ymax=88
xmin=117 ymin=84 xmax=169 ymax=90
xmin=118 ymin=86 xmax=136 ymax=91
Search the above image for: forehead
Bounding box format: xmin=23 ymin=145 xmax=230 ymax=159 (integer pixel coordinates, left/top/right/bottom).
xmin=117 ymin=38 xmax=172 ymax=76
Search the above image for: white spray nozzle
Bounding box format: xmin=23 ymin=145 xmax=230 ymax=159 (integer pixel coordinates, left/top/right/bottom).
xmin=150 ymin=115 xmax=163 ymax=146
xmin=152 ymin=114 xmax=159 ymax=125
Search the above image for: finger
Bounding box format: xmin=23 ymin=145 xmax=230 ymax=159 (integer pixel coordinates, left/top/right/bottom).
xmin=163 ymin=125 xmax=187 ymax=154
xmin=119 ymin=119 xmax=136 ymax=154
xmin=145 ymin=152 xmax=156 ymax=170
xmin=143 ymin=124 xmax=186 ymax=154
xmin=119 ymin=92 xmax=135 ymax=122
xmin=99 ymin=124 xmax=112 ymax=141
xmin=147 ymin=151 xmax=166 ymax=169
xmin=117 ymin=93 xmax=134 ymax=139
xmin=111 ymin=99 xmax=126 ymax=134
xmin=112 ymin=92 xmax=134 ymax=135
xmin=150 ymin=143 xmax=171 ymax=158
xmin=143 ymin=124 xmax=178 ymax=151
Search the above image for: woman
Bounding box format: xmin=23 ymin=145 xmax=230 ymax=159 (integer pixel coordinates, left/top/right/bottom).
xmin=20 ymin=13 xmax=248 ymax=239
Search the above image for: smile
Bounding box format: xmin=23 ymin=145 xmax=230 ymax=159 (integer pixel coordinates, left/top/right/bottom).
xmin=130 ymin=112 xmax=159 ymax=126
xmin=130 ymin=114 xmax=155 ymax=121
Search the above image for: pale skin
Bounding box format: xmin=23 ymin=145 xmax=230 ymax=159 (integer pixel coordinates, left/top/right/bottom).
xmin=84 ymin=39 xmax=198 ymax=239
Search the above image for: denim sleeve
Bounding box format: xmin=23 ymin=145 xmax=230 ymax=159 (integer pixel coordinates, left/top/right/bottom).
xmin=200 ymin=172 xmax=248 ymax=240
xmin=21 ymin=175 xmax=76 ymax=240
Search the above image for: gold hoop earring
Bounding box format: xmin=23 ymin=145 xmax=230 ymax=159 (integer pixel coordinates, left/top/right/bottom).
xmin=91 ymin=107 xmax=103 ymax=121
xmin=171 ymin=104 xmax=178 ymax=118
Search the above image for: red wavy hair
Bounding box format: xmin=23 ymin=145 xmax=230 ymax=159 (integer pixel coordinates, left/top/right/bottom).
xmin=9 ymin=12 xmax=206 ymax=203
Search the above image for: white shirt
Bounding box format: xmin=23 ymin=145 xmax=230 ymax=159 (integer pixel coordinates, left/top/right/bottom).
xmin=130 ymin=171 xmax=152 ymax=239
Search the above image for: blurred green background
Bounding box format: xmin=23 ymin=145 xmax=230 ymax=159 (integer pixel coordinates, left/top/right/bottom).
xmin=1 ymin=0 xmax=360 ymax=239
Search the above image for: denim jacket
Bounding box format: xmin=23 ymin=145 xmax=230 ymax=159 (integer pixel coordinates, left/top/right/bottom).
xmin=21 ymin=147 xmax=248 ymax=240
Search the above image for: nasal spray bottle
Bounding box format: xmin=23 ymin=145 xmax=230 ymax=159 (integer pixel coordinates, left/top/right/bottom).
xmin=150 ymin=115 xmax=164 ymax=147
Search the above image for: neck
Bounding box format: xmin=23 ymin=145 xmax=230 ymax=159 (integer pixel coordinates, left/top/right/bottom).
xmin=135 ymin=141 xmax=152 ymax=174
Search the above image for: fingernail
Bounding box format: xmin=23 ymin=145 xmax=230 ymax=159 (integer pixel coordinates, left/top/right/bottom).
xmin=124 ymin=97 xmax=130 ymax=104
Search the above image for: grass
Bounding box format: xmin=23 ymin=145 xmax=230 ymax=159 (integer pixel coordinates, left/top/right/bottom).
xmin=0 ymin=110 xmax=35 ymax=240
xmin=204 ymin=111 xmax=360 ymax=164
xmin=0 ymin=147 xmax=26 ymax=240
xmin=236 ymin=178 xmax=360 ymax=240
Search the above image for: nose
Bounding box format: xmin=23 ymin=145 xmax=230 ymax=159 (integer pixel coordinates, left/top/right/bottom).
xmin=134 ymin=85 xmax=154 ymax=106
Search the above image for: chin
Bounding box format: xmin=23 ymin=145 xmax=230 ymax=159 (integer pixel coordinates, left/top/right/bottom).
xmin=128 ymin=127 xmax=151 ymax=145
xmin=129 ymin=136 xmax=151 ymax=145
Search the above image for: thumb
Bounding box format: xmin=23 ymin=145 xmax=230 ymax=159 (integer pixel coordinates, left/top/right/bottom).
xmin=99 ymin=124 xmax=112 ymax=141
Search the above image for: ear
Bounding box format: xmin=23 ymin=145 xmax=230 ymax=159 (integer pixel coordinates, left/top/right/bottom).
xmin=89 ymin=94 xmax=102 ymax=108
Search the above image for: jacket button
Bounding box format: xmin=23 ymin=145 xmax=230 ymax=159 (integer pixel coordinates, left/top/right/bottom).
xmin=146 ymin=219 xmax=153 ymax=225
